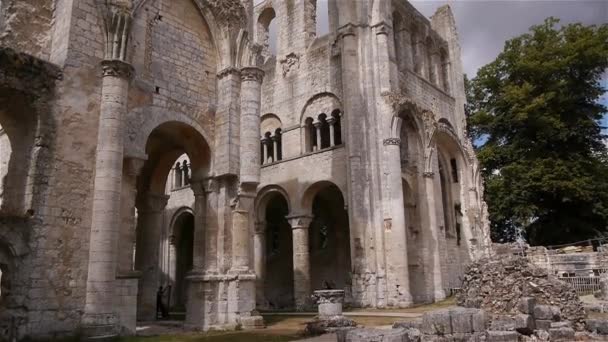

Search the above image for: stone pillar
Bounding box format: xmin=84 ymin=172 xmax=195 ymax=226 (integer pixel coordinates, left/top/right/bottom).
xmin=135 ymin=193 xmax=169 ymax=321
xmin=261 ymin=138 xmax=269 ymax=165
xmin=327 ymin=116 xmax=336 ymax=147
xmin=117 ymin=157 xmax=145 ymax=274
xmin=253 ymin=221 xmax=266 ymax=308
xmin=82 ymin=56 xmax=134 ymax=335
xmin=383 ymin=137 xmax=413 ymax=307
xmin=430 ymin=52 xmax=440 ymax=86
xmin=423 ymin=171 xmax=446 ymax=301
xmin=239 ymin=66 xmax=265 ymax=184
xmin=288 ymin=215 xmax=313 ymax=310
xmin=272 ymin=135 xmax=279 ymax=162
xmin=190 ymin=181 xmax=206 ymax=270
xmin=314 ymin=121 xmax=322 ymax=150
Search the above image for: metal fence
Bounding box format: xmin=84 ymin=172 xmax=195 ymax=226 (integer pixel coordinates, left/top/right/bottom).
xmin=558 ymin=274 xmax=604 ymax=296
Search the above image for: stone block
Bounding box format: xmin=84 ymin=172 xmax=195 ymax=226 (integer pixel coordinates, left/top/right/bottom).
xmin=548 ymin=327 xmax=575 ymax=341
xmin=585 ymin=319 xmax=608 ymax=334
xmin=533 ymin=305 xmax=560 ymax=321
xmin=471 ymin=310 xmax=488 ymax=332
xmin=393 ymin=319 xmax=421 ymax=330
xmin=517 ymin=297 xmax=536 ymax=314
xmin=485 ymin=330 xmax=519 ymax=342
xmin=344 ymin=328 xmax=409 ymax=342
xmin=490 ymin=315 xmax=515 ymax=331
xmin=450 ymin=308 xmax=474 ymax=334
xmin=514 ymin=314 xmax=535 ymax=335
xmin=535 ymin=319 xmax=552 ymax=331
xmin=421 ymin=310 xmax=452 ymax=335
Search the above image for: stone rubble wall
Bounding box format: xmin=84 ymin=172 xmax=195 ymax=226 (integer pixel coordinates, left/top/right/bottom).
xmin=456 ymin=256 xmax=586 ymax=328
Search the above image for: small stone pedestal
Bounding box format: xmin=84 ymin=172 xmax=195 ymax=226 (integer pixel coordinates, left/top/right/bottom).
xmin=313 ymin=289 xmax=345 ymax=319
xmin=305 ymin=290 xmax=356 ymax=336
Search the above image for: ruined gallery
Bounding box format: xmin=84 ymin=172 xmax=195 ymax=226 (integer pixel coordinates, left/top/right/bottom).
xmin=0 ymin=0 xmax=491 ymax=339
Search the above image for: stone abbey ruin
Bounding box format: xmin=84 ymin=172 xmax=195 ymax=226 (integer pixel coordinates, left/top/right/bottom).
xmin=0 ymin=0 xmax=495 ymax=339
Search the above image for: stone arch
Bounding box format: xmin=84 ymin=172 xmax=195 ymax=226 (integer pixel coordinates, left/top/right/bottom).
xmin=301 ymin=180 xmax=346 ymax=214
xmin=300 ymin=93 xmax=343 ymax=153
xmin=254 ymin=186 xmax=293 ymax=309
xmin=255 ymin=185 xmax=292 ymax=223
xmin=302 ymin=182 xmax=352 ymax=298
xmin=168 ymin=208 xmax=195 ymax=310
xmin=256 ymin=6 xmax=277 ymax=57
xmin=130 ymin=119 xmax=212 ymax=321
xmin=126 ymin=107 xmax=214 ymax=171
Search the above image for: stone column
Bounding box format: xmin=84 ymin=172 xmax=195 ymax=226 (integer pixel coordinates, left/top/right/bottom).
xmin=82 ymin=49 xmax=134 ymax=337
xmin=190 ymin=181 xmax=206 ymax=270
xmin=383 ymin=137 xmax=413 ymax=307
xmin=272 ymin=135 xmax=279 ymax=162
xmin=327 ymin=116 xmax=336 ymax=147
xmin=288 ymin=215 xmax=313 ymax=310
xmin=135 ymin=193 xmax=169 ymax=321
xmin=261 ymin=138 xmax=269 ymax=165
xmin=253 ymin=221 xmax=266 ymax=308
xmin=117 ymin=157 xmax=145 ymax=274
xmin=314 ymin=121 xmax=322 ymax=151
xmin=423 ymin=171 xmax=446 ymax=301
xmin=240 ymin=66 xmax=265 ymax=183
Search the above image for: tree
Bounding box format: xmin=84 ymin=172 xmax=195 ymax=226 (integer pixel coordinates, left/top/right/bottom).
xmin=466 ymin=18 xmax=608 ymax=245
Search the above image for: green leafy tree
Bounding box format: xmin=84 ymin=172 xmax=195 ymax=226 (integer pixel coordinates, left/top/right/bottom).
xmin=466 ymin=18 xmax=608 ymax=245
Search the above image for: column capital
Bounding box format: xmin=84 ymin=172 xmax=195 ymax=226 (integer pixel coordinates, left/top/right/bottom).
xmin=124 ymin=156 xmax=146 ymax=177
xmin=137 ymin=193 xmax=169 ymax=213
xmin=217 ymin=66 xmax=241 ymax=79
xmin=423 ymin=171 xmax=435 ymax=178
xmin=326 ymin=116 xmax=337 ymax=125
xmin=286 ymin=215 xmax=313 ymax=229
xmin=240 ymin=66 xmax=265 ymax=83
xmin=383 ymin=138 xmax=401 ymax=146
xmin=312 ymin=121 xmax=323 ymax=128
xmin=337 ymin=23 xmax=357 ymax=39
xmin=101 ymin=60 xmax=134 ymax=79
xmin=254 ymin=221 xmax=266 ymax=234
xmin=271 ymin=134 xmax=280 ymax=142
xmin=372 ymin=21 xmax=392 ymax=36
xmin=191 ymin=177 xmax=219 ymax=195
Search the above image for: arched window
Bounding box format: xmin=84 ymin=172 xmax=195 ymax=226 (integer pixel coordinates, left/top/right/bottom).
xmin=331 ymin=110 xmax=342 ymax=146
xmin=257 ymin=7 xmax=278 ymax=58
xmin=304 ymin=117 xmax=315 ymax=152
xmin=440 ymin=48 xmax=450 ymax=93
xmin=318 ymin=114 xmax=330 ymax=149
xmin=174 ymin=162 xmax=182 ymax=189
xmin=426 ymin=37 xmax=435 ymax=83
xmin=182 ymin=160 xmax=190 ymax=185
xmin=315 ymin=0 xmax=329 ymax=37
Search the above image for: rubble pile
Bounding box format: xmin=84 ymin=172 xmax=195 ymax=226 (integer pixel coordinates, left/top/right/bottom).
xmin=457 ymin=256 xmax=586 ymax=328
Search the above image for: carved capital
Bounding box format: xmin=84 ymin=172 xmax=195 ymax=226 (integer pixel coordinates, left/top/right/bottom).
xmin=124 ymin=157 xmax=146 ymax=177
xmin=326 ymin=116 xmax=337 ymax=125
xmin=286 ymin=215 xmax=313 ymax=230
xmin=337 ymin=23 xmax=356 ymax=39
xmin=217 ymin=67 xmax=240 ymax=79
xmin=101 ymin=60 xmax=134 ymax=79
xmin=190 ymin=181 xmax=206 ymax=197
xmin=240 ymin=67 xmax=265 ymax=83
xmin=383 ymin=138 xmax=401 ymax=146
xmin=372 ymin=21 xmax=391 ymax=36
xmin=423 ymin=172 xmax=435 ymax=179
xmin=312 ymin=121 xmax=323 ymax=128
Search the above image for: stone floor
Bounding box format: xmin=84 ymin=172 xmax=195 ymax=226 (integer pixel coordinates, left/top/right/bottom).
xmin=294 ymin=333 xmax=338 ymax=342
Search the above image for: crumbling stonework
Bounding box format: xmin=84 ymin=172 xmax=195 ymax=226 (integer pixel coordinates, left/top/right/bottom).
xmin=457 ymin=257 xmax=586 ymax=329
xmin=0 ymin=0 xmax=490 ymax=339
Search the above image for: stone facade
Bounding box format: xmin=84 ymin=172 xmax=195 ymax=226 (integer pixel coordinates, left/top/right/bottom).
xmin=0 ymin=0 xmax=490 ymax=339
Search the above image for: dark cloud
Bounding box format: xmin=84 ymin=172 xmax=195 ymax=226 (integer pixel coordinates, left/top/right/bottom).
xmin=411 ymin=0 xmax=607 ymax=76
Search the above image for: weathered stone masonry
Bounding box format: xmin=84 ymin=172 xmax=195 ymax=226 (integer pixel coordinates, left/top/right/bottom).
xmin=0 ymin=0 xmax=490 ymax=339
